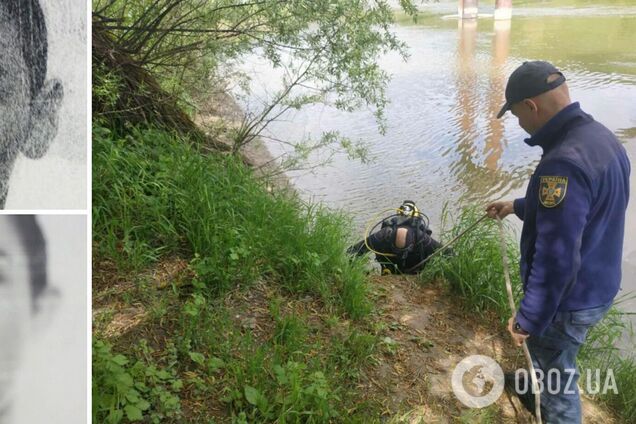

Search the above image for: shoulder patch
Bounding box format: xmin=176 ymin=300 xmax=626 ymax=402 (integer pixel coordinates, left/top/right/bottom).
xmin=539 ymin=176 xmax=568 ymax=208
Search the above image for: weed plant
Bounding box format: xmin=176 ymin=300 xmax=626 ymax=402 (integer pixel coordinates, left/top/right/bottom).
xmin=92 ymin=340 xmax=182 ymax=423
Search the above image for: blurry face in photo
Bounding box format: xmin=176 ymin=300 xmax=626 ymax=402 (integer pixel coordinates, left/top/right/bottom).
xmin=0 ymin=216 xmax=49 ymax=416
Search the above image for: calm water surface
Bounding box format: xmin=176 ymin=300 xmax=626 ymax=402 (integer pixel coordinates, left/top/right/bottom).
xmin=241 ymin=1 xmax=636 ymax=325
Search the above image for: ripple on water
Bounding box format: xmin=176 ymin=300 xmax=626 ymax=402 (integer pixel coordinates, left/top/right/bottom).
xmin=247 ymin=7 xmax=636 ymax=236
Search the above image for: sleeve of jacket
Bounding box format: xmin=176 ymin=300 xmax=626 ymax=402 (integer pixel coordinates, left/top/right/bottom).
xmin=513 ymin=198 xmax=526 ymax=220
xmin=515 ymin=159 xmax=592 ymax=336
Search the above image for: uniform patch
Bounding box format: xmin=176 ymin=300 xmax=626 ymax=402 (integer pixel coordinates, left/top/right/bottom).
xmin=539 ymin=176 xmax=568 ymax=208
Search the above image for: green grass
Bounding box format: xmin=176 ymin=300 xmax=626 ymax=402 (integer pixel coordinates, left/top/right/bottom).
xmin=93 ymin=124 xmax=369 ymax=318
xmin=93 ymin=275 xmax=383 ymax=423
xmin=419 ymin=206 xmax=523 ymax=322
xmin=420 ymin=205 xmax=636 ymax=422
xmin=579 ymin=304 xmax=636 ymax=420
xmin=92 ymin=124 xmax=383 ymax=422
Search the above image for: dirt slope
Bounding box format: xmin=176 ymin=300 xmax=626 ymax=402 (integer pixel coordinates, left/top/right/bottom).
xmin=362 ymin=275 xmax=619 ymax=423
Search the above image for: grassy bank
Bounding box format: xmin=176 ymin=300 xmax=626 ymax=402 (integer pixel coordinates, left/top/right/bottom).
xmin=93 ymin=124 xmax=370 ymax=316
xmin=421 ymin=208 xmax=636 ymax=422
xmin=92 ymin=124 xmax=384 ymax=422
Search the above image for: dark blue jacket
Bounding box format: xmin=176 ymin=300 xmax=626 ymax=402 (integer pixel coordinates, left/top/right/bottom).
xmin=513 ymin=102 xmax=630 ymax=336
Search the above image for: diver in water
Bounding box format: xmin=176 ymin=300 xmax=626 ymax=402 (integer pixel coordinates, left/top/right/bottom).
xmin=348 ymin=200 xmax=446 ymax=274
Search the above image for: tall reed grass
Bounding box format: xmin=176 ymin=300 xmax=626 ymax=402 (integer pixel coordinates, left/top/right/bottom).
xmin=579 ymin=298 xmax=636 ymax=420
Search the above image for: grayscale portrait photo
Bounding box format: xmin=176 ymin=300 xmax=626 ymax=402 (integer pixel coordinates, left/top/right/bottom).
xmin=0 ymin=0 xmax=86 ymax=209
xmin=0 ymin=215 xmax=86 ymax=423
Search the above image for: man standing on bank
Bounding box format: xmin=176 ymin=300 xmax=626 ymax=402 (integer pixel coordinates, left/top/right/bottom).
xmin=486 ymin=61 xmax=630 ymax=423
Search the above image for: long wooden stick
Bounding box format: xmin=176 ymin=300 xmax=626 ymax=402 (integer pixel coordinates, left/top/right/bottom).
xmin=496 ymin=218 xmax=542 ymax=424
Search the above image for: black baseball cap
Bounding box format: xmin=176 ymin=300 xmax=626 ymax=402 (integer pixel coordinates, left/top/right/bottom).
xmin=496 ymin=61 xmax=566 ymax=119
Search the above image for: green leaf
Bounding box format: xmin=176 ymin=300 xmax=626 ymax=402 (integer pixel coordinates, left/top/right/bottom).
xmin=135 ymin=399 xmax=151 ymax=411
xmin=189 ymin=351 xmax=205 ymax=366
xmin=244 ymin=385 xmax=261 ymax=406
xmin=125 ymin=390 xmax=140 ymax=403
xmin=116 ymin=372 xmax=134 ymax=387
xmin=273 ymin=364 xmax=287 ymax=385
xmin=124 ymin=404 xmax=143 ymax=421
xmin=111 ymin=354 xmax=129 ymax=366
xmin=207 ymin=356 xmax=225 ymax=372
xmin=155 ymin=369 xmax=172 ymax=380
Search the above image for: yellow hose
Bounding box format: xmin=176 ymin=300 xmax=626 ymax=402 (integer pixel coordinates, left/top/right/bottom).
xmin=362 ymin=208 xmax=399 ymax=257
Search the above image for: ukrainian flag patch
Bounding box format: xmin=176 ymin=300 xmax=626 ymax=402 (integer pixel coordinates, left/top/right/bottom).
xmin=539 ymin=176 xmax=568 ymax=208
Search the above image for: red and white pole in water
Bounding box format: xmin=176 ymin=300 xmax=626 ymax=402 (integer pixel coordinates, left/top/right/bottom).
xmin=458 ymin=0 xmax=479 ymax=19
xmin=495 ymin=0 xmax=513 ymax=20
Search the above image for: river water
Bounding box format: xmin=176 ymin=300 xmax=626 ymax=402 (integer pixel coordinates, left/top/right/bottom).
xmin=241 ymin=1 xmax=636 ymax=327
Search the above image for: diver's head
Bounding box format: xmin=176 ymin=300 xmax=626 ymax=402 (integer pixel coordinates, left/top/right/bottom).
xmin=397 ymin=200 xmax=420 ymax=217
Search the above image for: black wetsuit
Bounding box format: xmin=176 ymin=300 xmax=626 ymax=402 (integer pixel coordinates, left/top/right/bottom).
xmin=348 ymin=218 xmax=443 ymax=274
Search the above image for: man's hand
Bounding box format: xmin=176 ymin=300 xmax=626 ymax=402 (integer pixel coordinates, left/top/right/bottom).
xmin=507 ymin=316 xmax=529 ymax=347
xmin=486 ymin=200 xmax=514 ymax=219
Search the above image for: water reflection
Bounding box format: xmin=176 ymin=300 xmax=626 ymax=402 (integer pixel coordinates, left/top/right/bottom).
xmin=485 ymin=19 xmax=510 ymax=171
xmin=449 ymin=17 xmax=525 ymax=204
xmin=452 ymin=18 xmax=479 ymax=178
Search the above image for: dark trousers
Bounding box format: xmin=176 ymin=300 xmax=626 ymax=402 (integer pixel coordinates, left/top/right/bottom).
xmin=526 ymin=302 xmax=612 ymax=423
